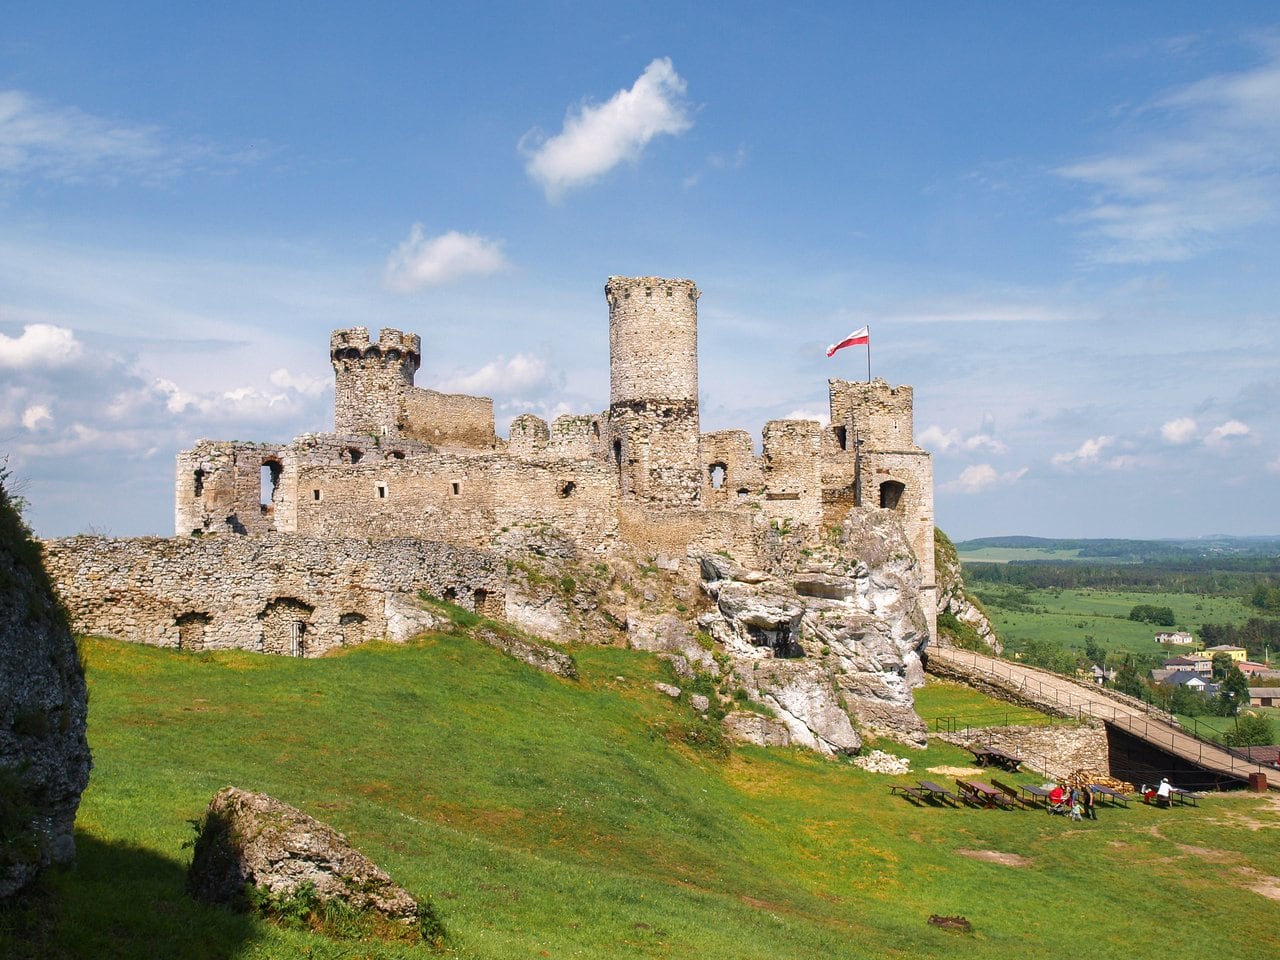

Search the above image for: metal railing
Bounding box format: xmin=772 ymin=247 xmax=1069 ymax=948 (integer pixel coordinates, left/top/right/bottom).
xmin=932 ymin=647 xmax=1276 ymax=782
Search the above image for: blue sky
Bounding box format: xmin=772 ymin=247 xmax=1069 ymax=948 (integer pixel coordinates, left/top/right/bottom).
xmin=3 ymin=2 xmax=1278 ymax=540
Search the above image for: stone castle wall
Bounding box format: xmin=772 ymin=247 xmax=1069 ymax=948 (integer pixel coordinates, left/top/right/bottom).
xmin=43 ymin=534 xmax=506 ymax=657
xmin=159 ymin=275 xmax=938 ymax=653
xmin=399 ymin=387 xmax=497 ymax=449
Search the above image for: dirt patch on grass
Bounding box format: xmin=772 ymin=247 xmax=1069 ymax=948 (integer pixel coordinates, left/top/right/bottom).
xmin=1237 ymin=867 xmax=1280 ymax=900
xmin=955 ymin=849 xmax=1031 ymax=867
xmin=1175 ymin=843 xmax=1235 ymax=863
xmin=927 ymin=766 xmax=983 ymax=777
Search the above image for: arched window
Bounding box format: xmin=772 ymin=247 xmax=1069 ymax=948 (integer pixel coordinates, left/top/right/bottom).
xmin=879 ymin=480 xmax=906 ymax=511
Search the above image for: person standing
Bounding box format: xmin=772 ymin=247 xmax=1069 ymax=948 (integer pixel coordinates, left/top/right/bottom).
xmin=1156 ymin=777 xmax=1173 ymax=807
xmin=1082 ymin=784 xmax=1097 ymax=820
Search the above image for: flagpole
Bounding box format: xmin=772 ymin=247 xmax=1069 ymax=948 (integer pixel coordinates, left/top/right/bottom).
xmin=866 ymin=326 xmax=871 ymax=382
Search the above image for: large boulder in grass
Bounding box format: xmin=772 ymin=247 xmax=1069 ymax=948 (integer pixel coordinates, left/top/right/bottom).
xmin=187 ymin=787 xmax=428 ymax=931
xmin=0 ymin=483 xmax=91 ymax=899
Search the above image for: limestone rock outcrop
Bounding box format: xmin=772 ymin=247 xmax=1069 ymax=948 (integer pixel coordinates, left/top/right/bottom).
xmin=701 ymin=509 xmax=930 ymax=751
xmin=188 ymin=787 xmax=425 ymax=927
xmin=934 ymin=530 xmax=1000 ymax=653
xmin=0 ymin=484 xmax=91 ymax=899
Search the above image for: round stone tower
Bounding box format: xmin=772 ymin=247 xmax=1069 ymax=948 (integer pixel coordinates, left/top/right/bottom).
xmin=606 ymin=276 xmax=702 ymax=505
xmin=330 ymin=327 xmax=422 ymax=438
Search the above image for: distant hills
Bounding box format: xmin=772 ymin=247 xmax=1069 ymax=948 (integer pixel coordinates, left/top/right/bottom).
xmin=955 ymin=535 xmax=1280 ymax=563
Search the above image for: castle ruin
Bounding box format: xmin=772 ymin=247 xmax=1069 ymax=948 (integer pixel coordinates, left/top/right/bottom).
xmin=171 ymin=276 xmax=934 ymax=626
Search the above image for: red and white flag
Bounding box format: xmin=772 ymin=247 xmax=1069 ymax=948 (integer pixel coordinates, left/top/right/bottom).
xmin=825 ymin=326 xmax=869 ymax=358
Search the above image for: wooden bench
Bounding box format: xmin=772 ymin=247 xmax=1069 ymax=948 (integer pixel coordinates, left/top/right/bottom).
xmin=917 ymin=780 xmax=964 ymax=806
xmin=889 ymin=784 xmax=929 ymax=803
xmin=967 ymin=746 xmax=1023 ymax=771
xmin=990 ymin=778 xmax=1035 ymax=808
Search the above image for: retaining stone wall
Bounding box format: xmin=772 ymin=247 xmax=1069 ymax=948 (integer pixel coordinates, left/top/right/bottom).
xmin=43 ymin=534 xmax=505 ymax=657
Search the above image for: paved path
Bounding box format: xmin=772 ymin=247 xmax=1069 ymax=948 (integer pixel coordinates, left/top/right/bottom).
xmin=928 ymin=644 xmax=1277 ymax=789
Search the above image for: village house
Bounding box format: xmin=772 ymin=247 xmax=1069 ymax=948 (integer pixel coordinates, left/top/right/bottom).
xmin=1155 ymin=631 xmax=1197 ymax=646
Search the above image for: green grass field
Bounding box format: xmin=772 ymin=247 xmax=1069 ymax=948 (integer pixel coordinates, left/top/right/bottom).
xmin=971 ymin=584 xmax=1259 ymax=659
xmin=3 ymin=632 xmax=1278 ymax=959
xmin=955 ymin=547 xmax=1088 ymax=563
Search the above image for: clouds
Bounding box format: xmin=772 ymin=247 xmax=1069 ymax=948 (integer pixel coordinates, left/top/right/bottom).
xmin=0 ymin=323 xmax=84 ymax=368
xmin=1160 ymin=416 xmax=1251 ymax=449
xmin=0 ymin=89 xmax=164 ymax=182
xmin=383 ymin=225 xmax=508 ymax=293
xmin=919 ymin=425 xmax=1007 ymax=455
xmin=944 ymin=464 xmax=1028 ymax=494
xmin=438 ymin=353 xmax=551 ymax=397
xmin=1057 ymin=43 xmax=1280 ymax=263
xmin=1051 ymin=434 xmax=1115 ymax=468
xmin=522 ymin=58 xmax=693 ymax=200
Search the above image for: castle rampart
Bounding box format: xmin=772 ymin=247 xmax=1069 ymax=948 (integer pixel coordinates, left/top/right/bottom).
xmin=43 ymin=534 xmax=506 ymax=656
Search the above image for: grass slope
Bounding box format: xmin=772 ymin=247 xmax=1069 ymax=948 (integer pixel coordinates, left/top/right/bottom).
xmin=3 ymin=632 xmax=1279 ymax=959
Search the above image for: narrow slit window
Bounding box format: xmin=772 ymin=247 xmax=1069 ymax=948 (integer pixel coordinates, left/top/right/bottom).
xmin=376 ymin=482 xmax=388 ymax=499
xmin=451 ymin=482 xmax=460 ymax=496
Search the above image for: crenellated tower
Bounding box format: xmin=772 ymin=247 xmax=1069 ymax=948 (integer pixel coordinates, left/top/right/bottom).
xmin=606 ymin=276 xmax=702 ymax=505
xmin=331 ymin=327 xmax=422 ymax=438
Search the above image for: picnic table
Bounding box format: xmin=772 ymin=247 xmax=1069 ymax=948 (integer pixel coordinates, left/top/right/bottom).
xmin=1089 ymin=784 xmax=1130 ymax=808
xmin=955 ymin=779 xmax=1015 ymax=809
xmin=1171 ymin=786 xmax=1200 ymax=807
xmin=966 ymin=746 xmax=1023 ymax=772
xmin=1020 ymin=784 xmax=1053 ymax=807
xmin=917 ymin=780 xmax=963 ymax=806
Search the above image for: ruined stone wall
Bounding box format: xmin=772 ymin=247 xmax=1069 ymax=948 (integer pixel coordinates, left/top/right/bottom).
xmin=507 ymin=414 xmax=551 ymax=458
xmin=43 ymin=534 xmax=505 ymax=656
xmin=294 ymin=452 xmax=618 ymax=548
xmin=607 ymin=277 xmax=702 ymax=505
xmin=935 ymin=724 xmax=1110 ymax=782
xmin=331 ymin=328 xmax=420 ymax=438
xmin=547 ymin=413 xmax=608 ymax=461
xmin=829 ymin=378 xmax=914 ymax=449
xmin=399 ymin=387 xmax=497 ymax=449
xmin=175 ymin=441 xmax=293 ymax=537
xmin=759 ymin=420 xmax=825 ymax=528
xmin=700 ymin=430 xmax=761 ymax=509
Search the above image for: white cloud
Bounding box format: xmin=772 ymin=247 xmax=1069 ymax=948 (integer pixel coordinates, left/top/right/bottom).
xmin=919 ymin=425 xmax=1008 ymax=454
xmin=383 ymin=225 xmax=508 ymax=293
xmin=1056 ymin=46 xmax=1280 ymax=263
xmin=1161 ymin=416 xmax=1198 ymax=444
xmin=439 ymin=354 xmax=550 ymax=397
xmin=944 ymin=464 xmax=1028 ymax=494
xmin=0 ymin=323 xmax=84 ymax=369
xmin=0 ymin=89 xmax=165 ymax=182
xmin=1204 ymin=419 xmax=1250 ymax=448
xmin=1051 ymin=435 xmax=1114 ymax=468
xmin=522 ymin=58 xmax=693 ymax=200
xmin=270 ymin=368 xmax=328 ymax=397
xmin=21 ymin=404 xmax=52 ymax=431
xmin=783 ymin=408 xmax=829 ymax=424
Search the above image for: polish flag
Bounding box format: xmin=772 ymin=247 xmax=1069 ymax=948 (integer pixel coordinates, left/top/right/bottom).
xmin=825 ymin=326 xmax=869 ymax=357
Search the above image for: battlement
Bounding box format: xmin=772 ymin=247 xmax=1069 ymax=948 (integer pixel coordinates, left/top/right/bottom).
xmin=829 ymin=378 xmax=916 ymax=451
xmin=330 ymin=327 xmax=422 ymax=365
xmin=604 ymin=276 xmax=700 ymax=306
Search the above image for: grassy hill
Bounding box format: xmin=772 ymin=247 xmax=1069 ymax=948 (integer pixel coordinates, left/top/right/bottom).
xmin=3 ymin=626 xmax=1278 ymax=959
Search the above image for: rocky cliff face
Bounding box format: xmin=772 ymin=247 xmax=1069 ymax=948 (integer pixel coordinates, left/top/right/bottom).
xmin=700 ymin=509 xmax=930 ymax=751
xmin=0 ymin=483 xmax=91 ymax=898
xmin=934 ymin=529 xmax=1000 ymax=654
xmin=500 ymin=508 xmax=932 ymax=753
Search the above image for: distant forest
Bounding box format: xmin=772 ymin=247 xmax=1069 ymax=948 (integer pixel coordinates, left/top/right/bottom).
xmin=958 ymin=535 xmax=1280 ymax=595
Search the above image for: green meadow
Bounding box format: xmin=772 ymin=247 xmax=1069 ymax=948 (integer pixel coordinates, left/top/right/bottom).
xmin=3 ymin=631 xmax=1278 ymax=959
xmin=971 ymin=584 xmax=1259 ymax=659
